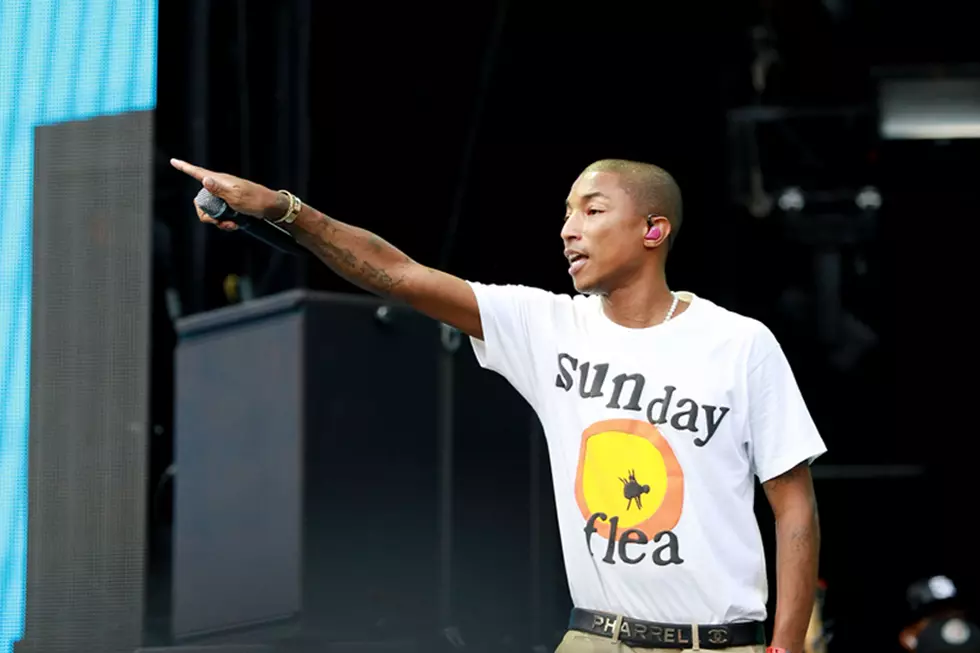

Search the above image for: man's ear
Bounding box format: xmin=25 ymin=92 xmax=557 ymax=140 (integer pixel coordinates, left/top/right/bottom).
xmin=642 ymin=215 xmax=671 ymax=248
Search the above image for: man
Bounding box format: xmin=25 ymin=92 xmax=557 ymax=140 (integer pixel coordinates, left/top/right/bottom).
xmin=901 ymin=576 xmax=969 ymax=652
xmin=171 ymin=157 xmax=825 ymax=653
xmin=803 ymin=581 xmax=829 ymax=653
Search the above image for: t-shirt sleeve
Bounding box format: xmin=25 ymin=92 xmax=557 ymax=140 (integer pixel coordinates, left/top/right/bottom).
xmin=747 ymin=327 xmax=827 ymax=483
xmin=467 ymin=281 xmax=557 ymax=409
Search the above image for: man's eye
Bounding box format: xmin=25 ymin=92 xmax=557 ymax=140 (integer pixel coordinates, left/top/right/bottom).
xmin=587 ymin=208 xmax=603 ymax=215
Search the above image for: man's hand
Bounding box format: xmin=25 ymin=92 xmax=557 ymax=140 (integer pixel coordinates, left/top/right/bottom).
xmin=170 ymin=158 xmax=288 ymax=228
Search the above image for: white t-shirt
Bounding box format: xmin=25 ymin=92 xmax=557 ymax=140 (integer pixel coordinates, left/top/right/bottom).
xmin=467 ymin=284 xmax=826 ymax=625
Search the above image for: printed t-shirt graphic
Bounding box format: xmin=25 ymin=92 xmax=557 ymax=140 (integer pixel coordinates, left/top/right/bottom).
xmin=575 ymin=419 xmax=683 ymax=541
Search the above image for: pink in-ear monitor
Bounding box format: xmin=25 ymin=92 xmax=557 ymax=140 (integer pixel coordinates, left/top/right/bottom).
xmin=644 ymin=226 xmax=662 ymax=241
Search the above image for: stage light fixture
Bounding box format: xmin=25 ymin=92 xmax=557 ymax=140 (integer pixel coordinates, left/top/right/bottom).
xmin=855 ymin=186 xmax=882 ymax=211
xmin=778 ymin=187 xmax=805 ymax=212
xmin=876 ymin=67 xmax=980 ymax=140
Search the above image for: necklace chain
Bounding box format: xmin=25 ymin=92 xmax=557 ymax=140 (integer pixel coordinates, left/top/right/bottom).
xmin=662 ymin=292 xmax=679 ymax=324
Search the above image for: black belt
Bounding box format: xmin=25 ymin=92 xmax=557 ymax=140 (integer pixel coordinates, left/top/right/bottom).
xmin=569 ymin=608 xmax=766 ymax=649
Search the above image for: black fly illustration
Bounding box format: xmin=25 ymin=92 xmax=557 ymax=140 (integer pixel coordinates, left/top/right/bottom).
xmin=619 ymin=470 xmax=651 ymax=510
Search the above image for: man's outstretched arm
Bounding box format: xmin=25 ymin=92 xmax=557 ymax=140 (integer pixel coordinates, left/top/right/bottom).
xmin=170 ymin=159 xmax=483 ymax=339
xmin=763 ymin=461 xmax=820 ymax=653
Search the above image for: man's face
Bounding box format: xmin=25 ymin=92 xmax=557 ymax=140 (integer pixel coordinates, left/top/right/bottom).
xmin=562 ymin=170 xmax=648 ymax=294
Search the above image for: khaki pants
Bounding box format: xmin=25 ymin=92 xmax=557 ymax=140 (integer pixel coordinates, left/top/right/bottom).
xmin=555 ymin=630 xmax=766 ymax=653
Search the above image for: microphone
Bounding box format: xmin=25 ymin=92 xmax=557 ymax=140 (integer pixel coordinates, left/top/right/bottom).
xmin=194 ymin=188 xmax=307 ymax=256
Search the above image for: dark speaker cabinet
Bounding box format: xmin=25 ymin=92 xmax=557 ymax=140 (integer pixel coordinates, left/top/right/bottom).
xmin=172 ymin=290 xmax=562 ymax=652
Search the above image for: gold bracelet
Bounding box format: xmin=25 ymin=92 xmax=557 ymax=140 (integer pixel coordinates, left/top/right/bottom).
xmin=274 ymin=189 xmax=303 ymax=224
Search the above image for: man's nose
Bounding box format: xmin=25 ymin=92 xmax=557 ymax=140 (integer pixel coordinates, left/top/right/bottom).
xmin=561 ymin=215 xmax=581 ymax=242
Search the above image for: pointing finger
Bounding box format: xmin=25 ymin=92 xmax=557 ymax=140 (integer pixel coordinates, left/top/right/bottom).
xmin=171 ymin=158 xmax=213 ymax=182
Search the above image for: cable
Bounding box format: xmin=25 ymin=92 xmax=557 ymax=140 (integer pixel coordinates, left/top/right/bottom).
xmin=438 ymin=0 xmax=511 ymax=269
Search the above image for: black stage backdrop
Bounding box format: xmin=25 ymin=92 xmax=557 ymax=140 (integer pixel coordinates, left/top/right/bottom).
xmin=151 ymin=1 xmax=980 ymax=651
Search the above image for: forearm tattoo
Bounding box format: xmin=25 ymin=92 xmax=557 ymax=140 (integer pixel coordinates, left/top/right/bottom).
xmin=300 ymin=214 xmax=409 ymax=296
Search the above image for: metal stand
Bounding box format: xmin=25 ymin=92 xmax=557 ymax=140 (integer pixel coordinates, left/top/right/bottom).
xmin=726 ymin=99 xmax=881 ymax=371
xmin=780 ymin=206 xmax=878 ymax=369
xmin=187 ymin=0 xmax=210 ymax=315
xmin=528 ymin=417 xmax=545 ymax=650
xmin=437 ymin=324 xmax=464 ymax=650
